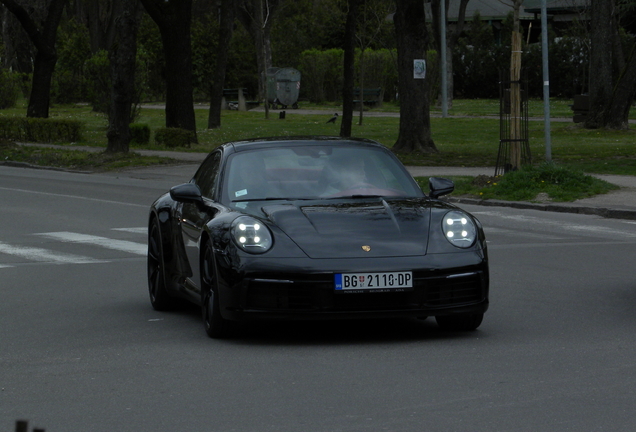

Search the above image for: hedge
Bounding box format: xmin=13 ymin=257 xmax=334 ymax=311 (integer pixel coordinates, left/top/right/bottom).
xmin=154 ymin=127 xmax=197 ymax=148
xmin=0 ymin=117 xmax=83 ymax=143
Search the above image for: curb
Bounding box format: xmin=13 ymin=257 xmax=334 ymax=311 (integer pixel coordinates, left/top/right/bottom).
xmin=448 ymin=196 xmax=636 ymax=221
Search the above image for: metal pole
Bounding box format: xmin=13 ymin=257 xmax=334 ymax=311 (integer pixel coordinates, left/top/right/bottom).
xmin=541 ymin=0 xmax=552 ymax=162
xmin=440 ymin=0 xmax=448 ymax=117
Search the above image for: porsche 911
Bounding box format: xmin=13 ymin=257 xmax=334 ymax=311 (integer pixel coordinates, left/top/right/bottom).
xmin=147 ymin=137 xmax=489 ymax=338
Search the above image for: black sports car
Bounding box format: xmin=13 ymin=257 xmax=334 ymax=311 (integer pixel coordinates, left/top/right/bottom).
xmin=147 ymin=137 xmax=489 ymax=338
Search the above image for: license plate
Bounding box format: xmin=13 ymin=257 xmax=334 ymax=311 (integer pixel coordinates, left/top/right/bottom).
xmin=334 ymin=271 xmax=413 ymax=291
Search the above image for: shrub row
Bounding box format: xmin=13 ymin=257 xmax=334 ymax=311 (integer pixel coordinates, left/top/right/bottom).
xmin=129 ymin=123 xmax=150 ymax=145
xmin=0 ymin=118 xmax=195 ymax=149
xmin=0 ymin=117 xmax=83 ymax=143
xmin=154 ymin=127 xmax=197 ymax=148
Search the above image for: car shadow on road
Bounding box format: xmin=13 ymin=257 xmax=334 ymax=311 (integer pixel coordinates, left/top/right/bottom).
xmin=170 ymin=301 xmax=485 ymax=345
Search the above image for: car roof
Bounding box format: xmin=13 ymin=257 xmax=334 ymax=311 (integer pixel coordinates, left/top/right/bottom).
xmin=221 ymin=136 xmax=386 ymax=153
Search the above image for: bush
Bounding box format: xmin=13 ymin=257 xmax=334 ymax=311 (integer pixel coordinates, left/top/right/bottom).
xmin=129 ymin=123 xmax=150 ymax=145
xmin=0 ymin=69 xmax=21 ymax=109
xmin=0 ymin=117 xmax=83 ymax=143
xmin=154 ymin=127 xmax=196 ymax=148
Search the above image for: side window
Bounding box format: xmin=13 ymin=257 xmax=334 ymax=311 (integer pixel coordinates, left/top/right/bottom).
xmin=194 ymin=152 xmax=222 ymax=199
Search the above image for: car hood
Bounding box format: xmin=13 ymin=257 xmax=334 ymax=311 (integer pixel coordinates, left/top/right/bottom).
xmin=260 ymin=198 xmax=432 ymax=258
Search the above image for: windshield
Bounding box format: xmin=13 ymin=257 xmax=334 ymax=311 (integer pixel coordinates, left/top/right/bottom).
xmin=222 ymin=145 xmax=423 ymax=207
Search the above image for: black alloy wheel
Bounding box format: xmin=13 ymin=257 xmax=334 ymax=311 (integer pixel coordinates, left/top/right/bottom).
xmin=147 ymin=219 xmax=174 ymax=311
xmin=435 ymin=313 xmax=484 ymax=331
xmin=201 ymin=242 xmax=230 ymax=338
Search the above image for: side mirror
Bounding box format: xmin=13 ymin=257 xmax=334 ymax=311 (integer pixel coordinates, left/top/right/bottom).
xmin=428 ymin=177 xmax=455 ymax=199
xmin=170 ymin=183 xmax=204 ymax=206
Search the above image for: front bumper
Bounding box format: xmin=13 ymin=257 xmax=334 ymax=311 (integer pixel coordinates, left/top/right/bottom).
xmin=216 ymin=252 xmax=489 ymax=321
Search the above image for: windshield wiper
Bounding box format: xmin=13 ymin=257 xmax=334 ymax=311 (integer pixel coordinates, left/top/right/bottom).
xmin=324 ymin=194 xmax=384 ymax=200
xmin=232 ymin=197 xmax=315 ymax=203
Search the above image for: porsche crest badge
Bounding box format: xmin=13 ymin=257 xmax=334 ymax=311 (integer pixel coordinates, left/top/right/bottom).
xmin=361 ymin=245 xmax=371 ymax=252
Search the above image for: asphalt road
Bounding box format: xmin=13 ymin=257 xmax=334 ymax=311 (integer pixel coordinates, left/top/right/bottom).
xmin=2 ymin=164 xmax=636 ymax=432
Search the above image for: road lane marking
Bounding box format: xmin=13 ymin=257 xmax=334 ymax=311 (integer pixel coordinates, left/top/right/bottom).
xmin=35 ymin=232 xmax=147 ymax=256
xmin=112 ymin=227 xmax=147 ymax=234
xmin=0 ymin=241 xmax=105 ymax=264
xmin=0 ymin=186 xmax=147 ymax=208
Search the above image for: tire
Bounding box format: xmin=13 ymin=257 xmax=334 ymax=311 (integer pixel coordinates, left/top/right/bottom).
xmin=147 ymin=219 xmax=175 ymax=311
xmin=435 ymin=313 xmax=483 ymax=331
xmin=201 ymin=242 xmax=230 ymax=338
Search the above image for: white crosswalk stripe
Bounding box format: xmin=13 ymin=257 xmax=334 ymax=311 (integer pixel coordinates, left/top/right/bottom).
xmin=0 ymin=241 xmax=107 ymax=265
xmin=112 ymin=227 xmax=147 ymax=234
xmin=0 ymin=228 xmax=148 ymax=268
xmin=35 ymin=232 xmax=147 ymax=255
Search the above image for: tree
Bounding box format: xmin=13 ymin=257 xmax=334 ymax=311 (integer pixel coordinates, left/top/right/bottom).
xmin=0 ymin=0 xmax=67 ymax=118
xmin=0 ymin=6 xmax=34 ymax=74
xmin=603 ymin=40 xmax=636 ymax=129
xmin=392 ymin=0 xmax=437 ymax=154
xmin=585 ymin=0 xmax=616 ymax=129
xmin=236 ymin=0 xmax=284 ymax=109
xmin=207 ymin=0 xmax=235 ymax=129
xmin=106 ymin=0 xmax=140 ymax=153
xmin=139 ymin=0 xmax=197 ymax=139
xmin=355 ymin=0 xmax=394 ymax=125
xmin=586 ymin=0 xmax=636 ymax=130
xmin=340 ymin=0 xmax=359 ymax=138
xmin=79 ymin=0 xmax=124 ymax=54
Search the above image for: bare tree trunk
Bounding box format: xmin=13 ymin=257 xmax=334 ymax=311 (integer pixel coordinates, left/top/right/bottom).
xmin=107 ymin=0 xmax=140 ymax=153
xmin=0 ymin=0 xmax=67 ymax=118
xmin=604 ymin=42 xmax=636 ymax=130
xmin=392 ymin=0 xmax=437 ymax=154
xmin=82 ymin=0 xmax=123 ymax=53
xmin=236 ymin=0 xmax=283 ymax=109
xmin=340 ymin=0 xmax=358 ymax=138
xmin=358 ymin=48 xmax=365 ymax=126
xmin=585 ymin=0 xmax=615 ymax=129
xmin=1 ymin=7 xmax=33 ymax=73
xmin=208 ymin=0 xmax=235 ymax=129
xmin=140 ymin=0 xmax=197 ymax=139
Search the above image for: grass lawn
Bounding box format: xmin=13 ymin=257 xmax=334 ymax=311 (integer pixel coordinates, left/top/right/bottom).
xmin=1 ymin=98 xmax=634 ymax=201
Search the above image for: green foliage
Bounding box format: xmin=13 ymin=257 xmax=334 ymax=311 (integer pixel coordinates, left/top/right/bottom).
xmin=84 ymin=50 xmax=111 ymax=113
xmin=53 ymin=18 xmax=92 ymax=103
xmin=0 ymin=140 xmax=177 ymax=171
xmin=137 ymin=14 xmax=166 ymax=101
xmin=455 ymin=163 xmax=619 ymax=202
xmin=271 ymin=0 xmax=347 ymax=67
xmin=453 ymin=13 xmax=508 ymax=99
xmin=225 ymin=25 xmax=258 ymax=98
xmin=0 ymin=116 xmax=82 ymax=143
xmin=298 ymin=48 xmax=343 ymax=102
xmin=0 ymin=69 xmax=21 ymax=109
xmin=191 ymin=13 xmax=219 ymax=100
xmin=154 ymin=127 xmax=196 ymax=148
xmin=356 ymin=48 xmax=399 ymax=99
xmin=129 ymin=123 xmax=150 ymax=145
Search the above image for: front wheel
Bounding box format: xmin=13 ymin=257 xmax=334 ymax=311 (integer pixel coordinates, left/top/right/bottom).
xmin=201 ymin=242 xmax=230 ymax=338
xmin=147 ymin=219 xmax=174 ymax=311
xmin=435 ymin=313 xmax=483 ymax=331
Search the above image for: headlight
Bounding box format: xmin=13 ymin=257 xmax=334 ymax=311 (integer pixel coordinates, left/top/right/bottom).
xmin=442 ymin=211 xmax=477 ymax=248
xmin=231 ymin=216 xmax=273 ymax=253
